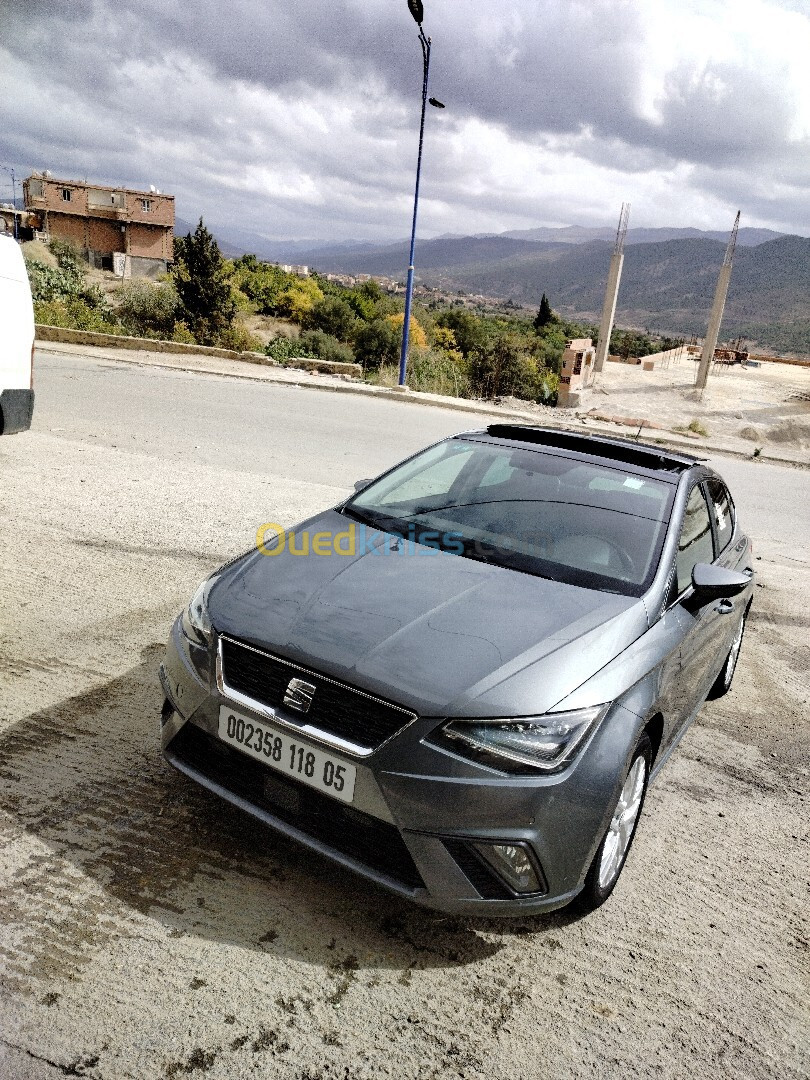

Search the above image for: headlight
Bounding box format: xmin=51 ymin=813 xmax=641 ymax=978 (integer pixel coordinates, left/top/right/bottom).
xmin=181 ymin=576 xmax=216 ymax=646
xmin=438 ymin=704 xmax=609 ymax=774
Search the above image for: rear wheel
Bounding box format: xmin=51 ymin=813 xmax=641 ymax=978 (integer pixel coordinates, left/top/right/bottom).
xmin=574 ymin=733 xmax=651 ymax=912
xmin=707 ymin=608 xmax=747 ymax=699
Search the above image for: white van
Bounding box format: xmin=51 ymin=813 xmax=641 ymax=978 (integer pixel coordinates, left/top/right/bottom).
xmin=0 ymin=234 xmax=35 ymax=435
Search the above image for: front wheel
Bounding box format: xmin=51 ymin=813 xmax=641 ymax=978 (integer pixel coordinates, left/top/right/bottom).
xmin=706 ymin=608 xmax=747 ymax=699
xmin=574 ymin=733 xmax=652 ymax=913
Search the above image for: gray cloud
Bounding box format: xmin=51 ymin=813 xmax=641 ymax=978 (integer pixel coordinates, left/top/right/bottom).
xmin=1 ymin=0 xmax=808 ymax=242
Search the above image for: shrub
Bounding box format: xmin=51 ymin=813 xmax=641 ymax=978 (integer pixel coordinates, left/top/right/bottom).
xmin=115 ymin=281 xmax=179 ymax=338
xmin=171 ymin=322 xmax=197 ymax=344
xmin=298 ymin=330 xmax=355 ymax=365
xmin=469 ymin=333 xmax=541 ymax=399
xmin=406 ymin=349 xmax=470 ymax=396
xmin=264 ymin=337 xmax=307 ymax=363
xmin=217 ymin=323 xmax=264 ymax=353
xmin=25 ymin=258 xmax=84 ymax=303
xmin=34 ymin=297 xmax=122 ymax=334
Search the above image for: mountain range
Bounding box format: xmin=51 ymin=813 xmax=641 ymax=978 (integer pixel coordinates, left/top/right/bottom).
xmin=175 ymin=218 xmax=809 ymax=355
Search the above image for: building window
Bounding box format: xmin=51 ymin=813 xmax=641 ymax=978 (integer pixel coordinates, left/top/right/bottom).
xmin=61 ymin=188 xmax=72 ymax=202
xmin=141 ymin=199 xmax=152 ymax=212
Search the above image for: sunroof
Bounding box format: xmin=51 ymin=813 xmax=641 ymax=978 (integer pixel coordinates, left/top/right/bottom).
xmin=483 ymin=425 xmax=698 ymax=472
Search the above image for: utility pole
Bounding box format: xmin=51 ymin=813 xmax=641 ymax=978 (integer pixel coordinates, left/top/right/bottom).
xmin=1 ymin=165 xmax=18 ymax=241
xmin=594 ymin=202 xmax=630 ymax=373
xmin=695 ymin=211 xmax=740 ymax=390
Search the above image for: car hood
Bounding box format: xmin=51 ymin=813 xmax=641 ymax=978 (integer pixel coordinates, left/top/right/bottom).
xmin=209 ymin=509 xmax=649 ymax=717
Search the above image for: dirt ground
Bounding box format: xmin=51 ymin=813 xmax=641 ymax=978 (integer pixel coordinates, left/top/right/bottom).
xmin=500 ymin=351 xmax=810 ymax=463
xmin=0 ymin=354 xmax=808 ymax=1080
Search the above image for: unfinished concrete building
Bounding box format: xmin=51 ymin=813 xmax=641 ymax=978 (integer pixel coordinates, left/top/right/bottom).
xmin=23 ymin=173 xmax=175 ymax=276
xmin=557 ymin=338 xmax=596 ymax=407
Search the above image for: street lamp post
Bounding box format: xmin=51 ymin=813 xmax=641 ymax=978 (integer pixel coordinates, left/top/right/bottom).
xmin=398 ymin=1 xmax=443 ymax=387
xmin=1 ymin=166 xmax=19 ymax=241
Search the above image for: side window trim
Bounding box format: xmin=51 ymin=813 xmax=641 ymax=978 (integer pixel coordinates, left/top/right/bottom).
xmin=667 ymin=480 xmax=715 ymax=609
xmin=700 ymin=481 xmax=720 ymax=560
xmin=711 ymin=479 xmax=737 ymax=555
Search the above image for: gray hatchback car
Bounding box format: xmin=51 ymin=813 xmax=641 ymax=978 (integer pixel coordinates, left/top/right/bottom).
xmin=160 ymin=426 xmax=753 ymax=915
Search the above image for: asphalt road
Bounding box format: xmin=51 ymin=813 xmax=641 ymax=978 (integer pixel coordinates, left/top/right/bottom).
xmin=1 ymin=349 xmax=807 ymax=1080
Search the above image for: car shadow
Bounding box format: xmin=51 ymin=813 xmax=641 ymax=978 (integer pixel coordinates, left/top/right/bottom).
xmin=3 ymin=647 xmax=591 ymax=984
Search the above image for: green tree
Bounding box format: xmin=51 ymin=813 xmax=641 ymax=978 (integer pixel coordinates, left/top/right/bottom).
xmin=435 ymin=308 xmax=485 ymax=357
xmin=609 ymin=328 xmax=655 ymax=359
xmin=354 ymin=318 xmax=401 ymax=371
xmin=345 ymin=279 xmax=385 ymax=321
xmin=303 ymin=296 xmax=358 ymax=341
xmin=172 ymin=219 xmax=236 ymax=345
xmin=533 ymin=293 xmax=553 ymax=331
xmin=274 ymin=278 xmax=324 ymax=321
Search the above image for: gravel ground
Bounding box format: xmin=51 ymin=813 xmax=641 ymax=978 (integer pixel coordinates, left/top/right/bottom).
xmin=1 ymin=352 xmax=808 ymax=1079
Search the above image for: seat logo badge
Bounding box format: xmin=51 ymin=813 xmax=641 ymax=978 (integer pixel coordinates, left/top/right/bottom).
xmin=283 ymin=678 xmax=316 ymax=714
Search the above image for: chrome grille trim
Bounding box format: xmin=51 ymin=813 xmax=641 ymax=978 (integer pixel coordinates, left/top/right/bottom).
xmin=216 ymin=634 xmax=417 ymax=759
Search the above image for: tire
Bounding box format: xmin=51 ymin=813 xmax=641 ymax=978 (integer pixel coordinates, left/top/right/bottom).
xmin=574 ymin=733 xmax=652 ymax=913
xmin=706 ymin=608 xmax=747 ymax=700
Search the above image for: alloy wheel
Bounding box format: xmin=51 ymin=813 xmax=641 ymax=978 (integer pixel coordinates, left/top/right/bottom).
xmin=723 ymin=616 xmax=745 ymax=690
xmin=598 ymin=755 xmax=647 ymax=890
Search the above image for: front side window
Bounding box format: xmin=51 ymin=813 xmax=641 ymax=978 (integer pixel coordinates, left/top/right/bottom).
xmin=675 ymin=485 xmax=715 ymax=594
xmin=347 ymin=438 xmax=675 ymax=596
xmin=706 ymin=478 xmax=735 ymax=553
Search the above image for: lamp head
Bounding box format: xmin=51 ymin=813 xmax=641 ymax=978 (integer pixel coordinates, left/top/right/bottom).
xmin=407 ymin=0 xmax=424 ymax=25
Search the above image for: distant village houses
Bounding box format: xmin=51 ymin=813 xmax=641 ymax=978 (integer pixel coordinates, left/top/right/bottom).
xmin=0 ymin=172 xmax=175 ymax=278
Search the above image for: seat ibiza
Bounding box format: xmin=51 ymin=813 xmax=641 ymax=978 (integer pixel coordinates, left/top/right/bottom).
xmin=160 ymin=426 xmax=753 ymax=914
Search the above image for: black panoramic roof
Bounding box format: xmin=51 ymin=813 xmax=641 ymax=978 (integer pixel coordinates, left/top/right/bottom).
xmin=479 ymin=424 xmax=702 ymax=474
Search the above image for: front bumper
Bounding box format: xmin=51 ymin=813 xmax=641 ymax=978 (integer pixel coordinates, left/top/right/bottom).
xmin=159 ymin=618 xmax=634 ymax=916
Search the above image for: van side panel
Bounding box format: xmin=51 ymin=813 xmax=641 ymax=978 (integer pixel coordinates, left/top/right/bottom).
xmin=0 ymin=237 xmax=36 ymax=434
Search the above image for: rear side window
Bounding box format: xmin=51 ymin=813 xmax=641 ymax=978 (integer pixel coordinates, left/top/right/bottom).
xmin=675 ymin=485 xmax=714 ymax=594
xmin=706 ymin=479 xmax=734 ymax=553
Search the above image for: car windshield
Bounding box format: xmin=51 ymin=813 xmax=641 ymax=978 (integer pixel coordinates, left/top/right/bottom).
xmin=344 ymin=437 xmax=675 ymax=597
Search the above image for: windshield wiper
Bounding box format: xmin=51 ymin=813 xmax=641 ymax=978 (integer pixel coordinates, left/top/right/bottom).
xmin=341 ymin=503 xmax=389 ymax=529
xmin=411 ymin=498 xmax=550 ymax=517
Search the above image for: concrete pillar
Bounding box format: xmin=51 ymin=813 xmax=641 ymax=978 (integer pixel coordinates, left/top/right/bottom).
xmin=695 ymin=263 xmax=731 ymax=390
xmin=594 ymin=250 xmax=624 ymax=373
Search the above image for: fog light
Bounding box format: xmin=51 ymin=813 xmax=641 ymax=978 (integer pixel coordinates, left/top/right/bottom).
xmin=472 ymin=842 xmax=541 ymax=894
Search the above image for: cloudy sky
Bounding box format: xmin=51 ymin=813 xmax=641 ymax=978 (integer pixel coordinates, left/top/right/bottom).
xmin=1 ymin=0 xmax=808 ymax=244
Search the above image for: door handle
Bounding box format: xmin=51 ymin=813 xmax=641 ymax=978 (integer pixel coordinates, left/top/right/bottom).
xmin=715 ymin=599 xmax=734 ymax=614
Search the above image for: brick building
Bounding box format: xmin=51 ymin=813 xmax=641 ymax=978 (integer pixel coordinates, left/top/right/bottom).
xmin=23 ymin=173 xmax=174 ymax=277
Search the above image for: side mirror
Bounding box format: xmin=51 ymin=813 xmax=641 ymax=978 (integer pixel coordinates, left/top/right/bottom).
xmin=691 ymin=563 xmax=751 ymax=601
xmin=353 ymin=479 xmax=372 ymax=493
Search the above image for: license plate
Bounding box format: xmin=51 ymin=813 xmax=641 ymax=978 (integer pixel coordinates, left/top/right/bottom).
xmin=218 ymin=705 xmax=356 ymax=804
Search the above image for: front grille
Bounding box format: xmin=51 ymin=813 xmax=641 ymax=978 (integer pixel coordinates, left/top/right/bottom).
xmin=220 ymin=636 xmax=415 ymax=753
xmin=168 ymin=723 xmax=424 ymax=891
